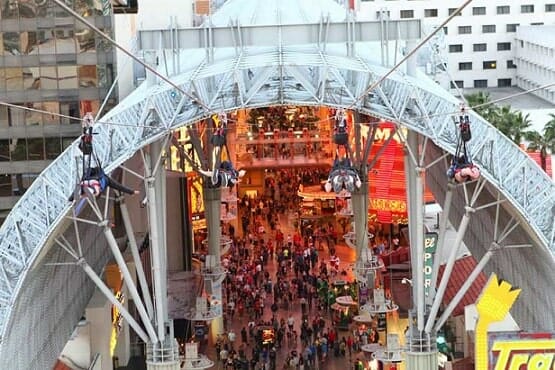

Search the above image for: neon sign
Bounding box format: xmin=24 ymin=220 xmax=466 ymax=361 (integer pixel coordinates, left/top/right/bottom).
xmin=489 ymin=333 xmax=555 ymax=370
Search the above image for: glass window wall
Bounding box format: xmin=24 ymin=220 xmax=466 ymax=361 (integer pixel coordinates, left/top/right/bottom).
xmin=40 ymin=66 xmax=58 ymax=89
xmin=27 ymin=138 xmax=45 ymax=160
xmin=3 ymin=32 xmax=22 ymax=55
xmin=78 ymin=65 xmax=97 ymax=87
xmin=45 ymin=137 xmax=62 ymax=159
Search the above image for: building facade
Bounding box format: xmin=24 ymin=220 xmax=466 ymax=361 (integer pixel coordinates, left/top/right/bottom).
xmin=356 ymin=0 xmax=555 ymax=92
xmin=515 ymin=25 xmax=555 ymax=105
xmin=0 ymin=0 xmax=117 ymax=223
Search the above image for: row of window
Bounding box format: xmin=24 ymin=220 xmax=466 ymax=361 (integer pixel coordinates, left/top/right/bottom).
xmin=0 ymin=30 xmax=110 ymax=56
xmin=0 ymin=137 xmax=74 ymax=162
xmin=455 ymin=24 xmax=531 ymax=35
xmin=450 ymin=79 xmax=512 ymax=89
xmin=0 ymin=100 xmax=101 ymax=127
xmin=458 ymin=60 xmax=516 ymax=71
xmin=449 ymin=43 xmax=512 ymax=53
xmin=0 ymin=174 xmax=40 ymax=197
xmin=0 ymin=65 xmax=104 ymax=91
xmin=0 ymin=0 xmax=105 ymax=20
xmin=397 ymin=4 xmax=554 ymax=18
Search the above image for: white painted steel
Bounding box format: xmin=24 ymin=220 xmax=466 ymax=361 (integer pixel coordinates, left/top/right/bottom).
xmin=0 ymin=19 xmax=554 ymax=367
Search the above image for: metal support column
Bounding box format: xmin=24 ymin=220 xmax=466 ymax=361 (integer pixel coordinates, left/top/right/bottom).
xmin=425 ymin=206 xmax=473 ymax=334
xmin=120 ymin=199 xmax=155 ymax=319
xmin=103 ymin=224 xmax=159 ymax=343
xmin=406 ymin=39 xmax=417 ymax=77
xmin=427 ymin=182 xmax=454 ymax=304
xmin=155 ymin=142 xmax=168 ymax=324
xmin=404 ymin=130 xmax=437 ymax=370
xmin=203 ymin=185 xmax=224 ymax=341
xmin=434 ymin=247 xmax=494 ymax=331
xmin=407 ymin=132 xmax=425 ymax=332
xmin=146 ymin=142 xmax=167 ymax=343
xmin=77 ymin=258 xmax=150 ymax=344
xmin=351 ymin=181 xmax=369 ymax=260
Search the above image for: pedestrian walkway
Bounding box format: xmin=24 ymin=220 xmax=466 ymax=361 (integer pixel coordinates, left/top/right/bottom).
xmin=204 ymin=212 xmax=364 ymax=370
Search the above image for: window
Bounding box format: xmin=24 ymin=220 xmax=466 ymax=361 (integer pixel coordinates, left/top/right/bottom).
xmin=376 ymin=10 xmax=390 ymax=19
xmin=450 ymin=81 xmax=464 ymax=89
xmin=473 ymin=43 xmax=487 ymax=52
xmin=449 ymin=44 xmax=463 ymax=53
xmin=521 ymin=5 xmax=534 ymax=13
xmin=424 ymin=8 xmax=438 ymax=17
xmin=483 ymin=61 xmax=497 ymax=70
xmin=459 ymin=62 xmax=472 ymax=71
xmin=472 ymin=6 xmax=486 ymax=15
xmin=443 ymin=26 xmax=448 ymax=35
xmin=400 ymin=10 xmax=414 ymax=18
xmin=507 ymin=60 xmax=517 ymax=69
xmin=498 ymin=79 xmax=512 ymax=87
xmin=474 ymin=80 xmax=488 ymax=88
xmin=497 ymin=42 xmax=511 ymax=51
xmin=458 ymin=26 xmax=472 ymax=34
xmin=482 ymin=25 xmax=496 ymax=33
xmin=497 ymin=6 xmax=510 ymax=14
xmin=531 ymin=22 xmax=544 ymax=26
xmin=506 ymin=23 xmax=519 ymax=32
xmin=448 ymin=8 xmax=461 ymax=16
xmin=547 ymin=4 xmax=555 ymax=12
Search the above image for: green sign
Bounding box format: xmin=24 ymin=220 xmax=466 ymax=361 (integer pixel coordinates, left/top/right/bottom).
xmin=424 ymin=232 xmax=438 ymax=296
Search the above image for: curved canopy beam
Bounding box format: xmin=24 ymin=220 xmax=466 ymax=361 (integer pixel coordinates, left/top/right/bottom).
xmin=0 ymin=44 xmax=553 ymax=350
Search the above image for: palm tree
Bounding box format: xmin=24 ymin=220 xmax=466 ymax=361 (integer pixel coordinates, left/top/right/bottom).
xmin=526 ymin=114 xmax=555 ymax=172
xmin=510 ymin=111 xmax=532 ymax=145
xmin=543 ymin=113 xmax=555 ymax=144
xmin=525 ymin=131 xmax=549 ymax=171
xmin=465 ymin=92 xmax=499 ymax=122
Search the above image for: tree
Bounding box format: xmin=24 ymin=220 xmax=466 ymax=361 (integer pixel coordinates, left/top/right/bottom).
xmin=526 ymin=114 xmax=555 ymax=172
xmin=525 ymin=131 xmax=549 ymax=171
xmin=465 ymin=92 xmax=499 ymax=122
xmin=511 ymin=111 xmax=532 ymax=145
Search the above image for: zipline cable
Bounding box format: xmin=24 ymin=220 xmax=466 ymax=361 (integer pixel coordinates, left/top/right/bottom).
xmin=347 ymin=0 xmax=474 ymax=110
xmin=0 ymin=101 xmax=158 ymax=129
xmin=51 ymin=0 xmax=215 ymax=115
xmin=421 ymin=81 xmax=555 ymax=121
xmin=5 ymin=79 xmax=554 ymax=131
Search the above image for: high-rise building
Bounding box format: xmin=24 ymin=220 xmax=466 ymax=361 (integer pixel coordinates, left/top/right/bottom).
xmin=0 ymin=0 xmax=117 ymax=224
xmin=355 ymin=0 xmax=555 ymax=92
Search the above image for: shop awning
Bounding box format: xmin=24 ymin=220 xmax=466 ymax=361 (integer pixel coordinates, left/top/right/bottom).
xmin=437 ymin=255 xmax=488 ymax=317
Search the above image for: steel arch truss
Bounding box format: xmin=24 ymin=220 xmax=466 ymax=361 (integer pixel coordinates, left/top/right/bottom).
xmin=0 ymin=44 xmax=554 ymax=346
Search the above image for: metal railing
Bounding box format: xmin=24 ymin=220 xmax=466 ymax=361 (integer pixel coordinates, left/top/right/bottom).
xmin=145 ymin=341 xmax=181 ymax=363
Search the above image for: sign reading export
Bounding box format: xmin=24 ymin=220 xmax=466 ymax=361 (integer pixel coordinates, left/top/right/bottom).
xmin=489 ymin=332 xmax=555 ymax=370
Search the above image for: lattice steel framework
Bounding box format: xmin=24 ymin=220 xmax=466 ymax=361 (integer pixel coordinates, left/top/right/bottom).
xmin=0 ymin=41 xmax=554 ymax=367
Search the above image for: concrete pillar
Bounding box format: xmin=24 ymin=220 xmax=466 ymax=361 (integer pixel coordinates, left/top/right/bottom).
xmin=203 ymin=186 xmax=224 ymax=341
xmin=86 ymin=290 xmax=113 ymax=370
xmin=351 ymin=182 xmax=369 ymax=260
xmin=406 ymin=39 xmax=418 ymax=77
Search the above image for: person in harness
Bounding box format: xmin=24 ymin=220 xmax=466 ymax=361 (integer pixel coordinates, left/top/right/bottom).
xmin=198 ymin=160 xmax=246 ymax=188
xmin=69 ymin=113 xmax=139 ymax=201
xmin=447 ymin=105 xmax=481 ymax=183
xmin=199 ymin=111 xmax=247 ymax=188
xmin=324 ymin=156 xmax=362 ymax=193
xmin=325 ymin=109 xmax=362 ymax=193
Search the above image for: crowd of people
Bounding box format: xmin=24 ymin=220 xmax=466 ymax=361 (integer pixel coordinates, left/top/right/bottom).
xmin=207 ymin=168 xmax=395 ymax=370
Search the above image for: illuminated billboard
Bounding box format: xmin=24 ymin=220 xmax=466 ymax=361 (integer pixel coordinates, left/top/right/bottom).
xmin=488 ymin=332 xmax=555 ymax=370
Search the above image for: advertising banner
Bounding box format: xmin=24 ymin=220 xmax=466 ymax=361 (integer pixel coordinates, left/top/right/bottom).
xmin=488 ymin=332 xmax=555 ymax=370
xmin=424 ymin=232 xmax=438 ymax=296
